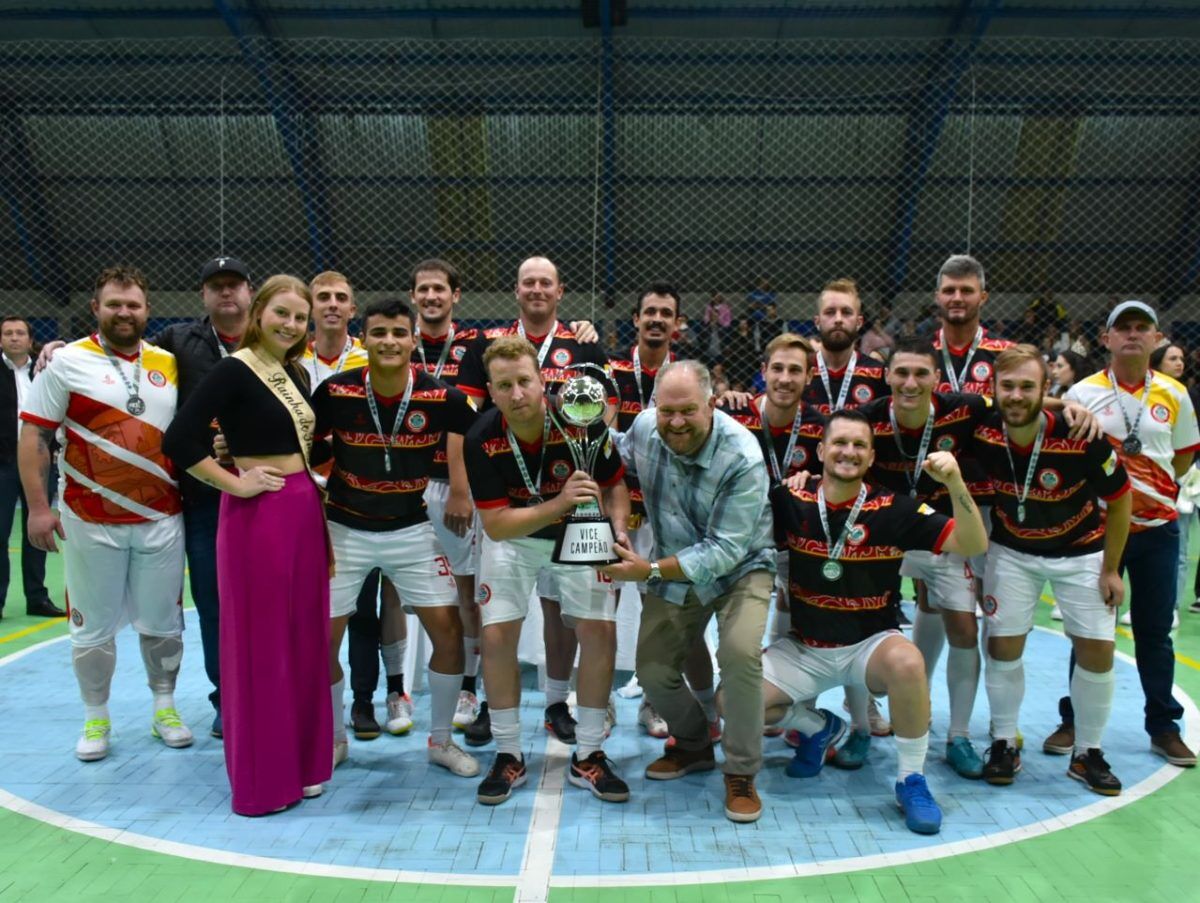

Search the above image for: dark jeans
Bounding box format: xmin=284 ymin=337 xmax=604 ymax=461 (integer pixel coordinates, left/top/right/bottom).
xmin=347 ymin=568 xmax=384 ymax=703
xmin=183 ymin=499 xmax=221 ymax=710
xmin=1062 ymin=520 xmax=1183 ymax=737
xmin=0 ymin=460 xmax=49 ymax=610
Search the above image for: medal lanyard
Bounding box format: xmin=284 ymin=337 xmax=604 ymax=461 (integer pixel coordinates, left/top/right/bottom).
xmin=632 ymin=346 xmax=657 ymax=411
xmin=1107 ymin=369 xmax=1152 ymax=449
xmin=887 ymin=400 xmax=936 ymax=498
xmin=309 ymin=337 xmax=353 ymax=385
xmin=1002 ymin=413 xmax=1046 ymax=525
xmin=417 ymin=324 xmax=456 ymax=380
xmin=505 ymin=412 xmax=552 ymax=504
xmin=96 ymin=334 xmax=144 ymax=415
xmin=758 ymin=397 xmax=804 ymax=485
xmin=817 ymin=483 xmax=868 ymax=574
xmin=211 ymin=327 xmax=231 ymax=359
xmin=364 ymin=367 xmax=415 ymax=475
xmin=516 ymin=320 xmax=557 ymax=368
xmin=939 ymin=327 xmax=982 ymax=392
xmin=817 ymin=350 xmax=857 ymax=412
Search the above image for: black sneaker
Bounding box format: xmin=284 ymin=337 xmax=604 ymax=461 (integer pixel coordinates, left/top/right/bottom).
xmin=544 ymin=702 xmax=577 ymax=744
xmin=568 ymin=751 xmax=630 ymax=802
xmin=463 ymin=701 xmax=492 ymax=747
xmin=351 ymin=700 xmax=381 ymax=740
xmin=982 ymin=738 xmax=1021 ymax=785
xmin=1068 ymin=748 xmax=1122 ymax=796
xmin=477 ymin=752 xmax=527 ymax=805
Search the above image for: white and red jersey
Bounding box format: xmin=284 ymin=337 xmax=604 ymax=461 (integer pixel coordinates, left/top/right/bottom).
xmin=1066 ymin=369 xmax=1200 ymax=530
xmin=21 ymin=335 xmax=181 ymax=524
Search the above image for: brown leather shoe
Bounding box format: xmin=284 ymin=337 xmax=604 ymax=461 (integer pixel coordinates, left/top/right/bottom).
xmin=1150 ymin=731 xmax=1197 ymax=767
xmin=644 ymin=742 xmax=715 ymax=781
xmin=723 ymin=773 xmax=762 ymax=823
xmin=1042 ymin=723 xmax=1075 ymax=756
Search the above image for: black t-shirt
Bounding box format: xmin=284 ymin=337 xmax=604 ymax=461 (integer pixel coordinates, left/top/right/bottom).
xmin=609 ymin=348 xmax=673 ymax=522
xmin=771 ymin=480 xmax=953 ymax=646
xmin=972 ymin=409 xmax=1130 ymax=557
xmin=859 ymin=392 xmax=992 ymax=512
xmin=724 ymin=398 xmax=824 ymax=483
xmin=801 ymin=354 xmax=890 ymax=415
xmin=312 ymin=368 xmax=476 ymax=532
xmin=465 ymin=406 xmax=625 ymax=542
xmin=413 ymin=323 xmax=479 ymax=480
xmin=932 ymin=329 xmax=1015 ymax=396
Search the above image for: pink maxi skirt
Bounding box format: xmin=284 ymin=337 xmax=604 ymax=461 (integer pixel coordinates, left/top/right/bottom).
xmin=217 ymin=472 xmax=332 ymax=816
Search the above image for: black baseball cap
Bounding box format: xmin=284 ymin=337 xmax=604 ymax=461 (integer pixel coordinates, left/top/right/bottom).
xmin=199 ymin=256 xmax=251 ymax=285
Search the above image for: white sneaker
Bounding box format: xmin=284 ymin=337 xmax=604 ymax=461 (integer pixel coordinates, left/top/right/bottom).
xmin=428 ymin=737 xmax=481 ymax=777
xmin=76 ymin=718 xmax=111 ymax=761
xmin=386 ymin=692 xmax=414 ymax=735
xmin=1120 ymin=609 xmax=1132 ymax=626
xmin=333 ymin=738 xmax=349 ymax=768
xmin=617 ymin=674 xmax=644 ymax=699
xmin=151 ymin=708 xmax=194 ymax=749
xmin=302 ymin=784 xmax=323 ymax=798
xmin=843 ymin=696 xmax=893 ymax=737
xmin=452 ymin=691 xmax=480 ymax=730
xmin=637 ymin=701 xmax=669 ymax=738
xmin=604 ymin=695 xmax=617 ymax=738
xmin=1050 ymin=605 xmax=1064 ymax=621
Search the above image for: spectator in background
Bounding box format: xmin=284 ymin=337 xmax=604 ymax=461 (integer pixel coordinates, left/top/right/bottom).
xmin=674 ymin=314 xmax=696 ymax=353
xmin=746 ymin=277 xmax=776 ymax=322
xmin=1050 ymin=349 xmax=1090 ymax=398
xmin=1027 ymin=289 xmax=1067 ymax=333
xmin=860 ymin=309 xmax=896 ymax=361
xmin=760 ymin=303 xmax=786 ymax=348
xmin=914 ymin=304 xmax=939 ymax=339
xmin=1012 ymin=309 xmax=1042 ymax=347
xmin=702 ymin=292 xmax=732 ymax=362
xmin=1066 ymin=319 xmax=1091 ymax=357
xmin=1151 ymin=341 xmax=1186 ymax=381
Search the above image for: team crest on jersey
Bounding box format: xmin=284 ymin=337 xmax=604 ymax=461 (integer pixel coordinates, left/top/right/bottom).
xmin=936 ymin=435 xmax=956 ymax=452
xmin=552 ymin=460 xmax=571 ymax=480
xmin=551 ymin=348 xmax=573 ymax=368
xmin=917 ymin=503 xmax=935 ymax=516
xmin=1151 ymin=403 xmax=1170 ymax=423
xmin=1038 ymin=468 xmax=1061 ymax=490
xmin=981 ymin=594 xmax=998 ymax=616
xmin=476 ymin=583 xmax=492 ymax=605
xmin=971 ymin=361 xmax=992 ymax=382
xmin=1102 ymin=451 xmax=1118 ymax=476
xmin=71 ymin=609 xmax=83 ymax=626
xmin=405 ymin=410 xmax=428 ymax=432
xmin=853 ymin=384 xmax=874 ymax=404
xmin=791 ymin=447 xmax=808 ymax=467
xmin=846 ymin=524 xmax=869 ymax=546
xmin=147 ymin=370 xmax=167 ymax=388
xmin=452 ymin=345 xmax=467 ymax=361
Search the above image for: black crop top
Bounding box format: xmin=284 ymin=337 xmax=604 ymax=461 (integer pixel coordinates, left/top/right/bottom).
xmin=163 ymin=356 xmax=311 ymax=469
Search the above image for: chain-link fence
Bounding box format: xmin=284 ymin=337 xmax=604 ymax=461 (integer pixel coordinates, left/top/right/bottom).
xmin=2 ymin=34 xmax=1199 ymax=368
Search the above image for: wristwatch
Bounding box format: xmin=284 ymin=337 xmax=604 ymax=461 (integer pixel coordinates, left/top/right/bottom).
xmin=647 ymin=561 xmax=663 ymax=584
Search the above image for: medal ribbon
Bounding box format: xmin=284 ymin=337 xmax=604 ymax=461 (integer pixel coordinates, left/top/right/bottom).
xmin=1002 ymin=412 xmax=1047 ymax=524
xmin=939 ymin=326 xmax=983 ymax=392
xmin=631 ymin=346 xmax=660 ymax=410
xmin=758 ymin=397 xmax=805 ymax=485
xmin=1106 ymin=368 xmax=1152 ymax=450
xmin=211 ymin=327 xmax=231 ymax=359
xmin=817 ymin=350 xmax=857 ymax=412
xmin=96 ymin=334 xmax=143 ymax=410
xmin=309 ymin=337 xmax=353 ymax=385
xmin=887 ymin=399 xmax=936 ymax=498
xmin=817 ymin=482 xmax=868 ymax=568
xmin=364 ymin=367 xmax=416 ymax=475
xmin=417 ymin=325 xmax=456 ymax=380
xmin=505 ymin=412 xmax=552 ymax=504
xmin=516 ymin=320 xmax=558 ymax=368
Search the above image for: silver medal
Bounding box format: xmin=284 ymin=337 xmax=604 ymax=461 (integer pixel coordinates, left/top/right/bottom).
xmin=1121 ymin=436 xmax=1142 ymax=456
xmin=126 ymin=396 xmax=146 ymax=416
xmin=822 ymin=560 xmax=843 ymax=581
xmin=1017 ymin=503 xmax=1026 ymax=524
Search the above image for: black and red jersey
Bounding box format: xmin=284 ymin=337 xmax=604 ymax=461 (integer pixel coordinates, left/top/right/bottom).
xmin=771 ymin=480 xmax=954 ymax=647
xmin=801 ymin=354 xmax=889 ymax=414
xmin=312 ymin=368 xmax=477 ymax=532
xmin=465 ymin=406 xmax=625 ymax=542
xmin=932 ymin=328 xmax=1015 ymax=397
xmin=456 ymin=320 xmax=612 ymax=410
xmin=724 ymin=398 xmax=824 ymax=483
xmin=609 ymin=348 xmax=673 ymax=523
xmin=413 ymin=322 xmax=479 ymax=480
xmin=972 ymin=409 xmax=1130 ymax=557
xmin=859 ymin=392 xmax=992 ymax=512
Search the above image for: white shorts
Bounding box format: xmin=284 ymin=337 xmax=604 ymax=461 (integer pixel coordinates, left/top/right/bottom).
xmin=476 ymin=535 xmax=615 ymax=627
xmin=328 ymin=520 xmax=459 ymax=618
xmin=981 ymin=544 xmax=1115 ymax=641
xmin=762 ymin=630 xmax=902 ymax=703
xmin=537 ymin=523 xmax=647 ymax=600
xmin=899 ymin=549 xmax=976 ymax=613
xmin=423 ymin=479 xmax=477 ymax=576
xmin=63 ymin=510 xmax=185 ymax=647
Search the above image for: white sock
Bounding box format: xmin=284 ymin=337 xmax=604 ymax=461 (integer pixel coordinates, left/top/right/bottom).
xmin=381 ymin=640 xmax=406 ymax=677
xmin=84 ymin=704 xmax=109 ymax=722
xmin=692 ymin=685 xmax=718 ymax=722
xmin=946 ymin=645 xmax=981 ymax=739
xmin=490 ymin=706 xmax=522 ymax=757
xmin=985 ymin=656 xmax=1023 ymax=744
xmin=152 ymin=693 xmax=176 ymax=712
xmin=776 ymin=700 xmax=827 ymax=736
xmin=911 ymin=608 xmax=946 ymax=680
xmin=843 ymin=685 xmax=870 ymax=732
xmin=331 ymin=678 xmax=347 ymax=741
xmin=895 ymin=732 xmax=929 ymax=782
xmin=545 ymin=678 xmax=571 ymax=707
xmin=1071 ymin=665 xmax=1115 ymax=754
xmin=575 ymin=705 xmax=607 ymax=758
xmin=427 ymin=669 xmax=462 ymax=746
xmin=462 ymin=637 xmax=480 ymax=679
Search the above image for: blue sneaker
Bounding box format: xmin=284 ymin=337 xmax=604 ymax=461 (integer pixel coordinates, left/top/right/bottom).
xmin=831 ymin=729 xmax=871 ymax=770
xmin=785 ymin=709 xmax=846 ymax=778
xmin=945 ymin=736 xmax=983 ymax=778
xmin=210 ymin=709 xmax=223 ymax=740
xmin=895 ymin=773 xmax=942 ymax=834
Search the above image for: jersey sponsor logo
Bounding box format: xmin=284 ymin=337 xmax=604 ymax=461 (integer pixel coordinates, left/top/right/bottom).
xmin=853 ymin=384 xmax=874 ymax=404
xmin=551 ymin=348 xmax=573 ymax=368
xmin=1038 ymin=468 xmax=1062 ymax=490
xmin=981 ymin=594 xmax=998 ymax=616
xmin=936 ymin=435 xmax=956 ymax=451
xmin=453 ymin=345 xmax=467 ymax=361
xmin=405 ymin=410 xmax=428 ymax=432
xmin=476 ymin=583 xmax=492 ymax=605
xmin=147 ymin=370 xmax=167 ymax=388
xmin=971 ymin=361 xmax=992 ymax=382
xmin=846 ymin=523 xmax=868 ymax=546
xmin=1151 ymin=402 xmax=1170 ymax=423
xmin=552 ymin=459 xmax=571 ymax=480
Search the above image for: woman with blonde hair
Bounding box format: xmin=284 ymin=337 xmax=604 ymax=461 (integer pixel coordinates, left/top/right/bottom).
xmin=164 ymin=274 xmax=332 ymax=816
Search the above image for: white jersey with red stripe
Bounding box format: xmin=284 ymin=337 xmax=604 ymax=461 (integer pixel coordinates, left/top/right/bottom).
xmin=21 ymin=334 xmax=182 ymax=524
xmin=1066 ymin=368 xmax=1200 ymax=530
xmin=300 ymin=336 xmax=368 ymax=388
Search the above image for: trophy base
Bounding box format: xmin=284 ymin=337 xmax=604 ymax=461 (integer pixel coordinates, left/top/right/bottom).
xmin=552 ymin=516 xmax=619 ymax=565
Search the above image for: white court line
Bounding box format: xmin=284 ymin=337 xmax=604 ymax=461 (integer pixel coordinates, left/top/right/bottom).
xmin=0 ymin=625 xmax=1195 ymax=895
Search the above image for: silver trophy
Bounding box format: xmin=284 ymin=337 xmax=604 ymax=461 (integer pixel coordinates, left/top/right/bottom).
xmin=550 ymin=373 xmax=619 ymax=565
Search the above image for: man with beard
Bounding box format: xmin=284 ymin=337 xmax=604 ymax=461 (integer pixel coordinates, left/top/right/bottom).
xmin=802 ymin=278 xmax=889 ymax=415
xmin=973 ymin=346 xmax=1133 ymax=792
xmin=764 ymin=410 xmax=987 ymax=834
xmin=20 ymin=266 xmax=190 ymax=760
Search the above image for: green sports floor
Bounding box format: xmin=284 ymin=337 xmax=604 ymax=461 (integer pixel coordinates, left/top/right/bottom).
xmin=1 ymin=523 xmax=1197 ymax=903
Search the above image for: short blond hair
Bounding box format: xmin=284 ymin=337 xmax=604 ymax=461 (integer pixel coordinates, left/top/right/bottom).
xmin=763 ymin=332 xmax=813 ymax=367
xmin=994 ymin=343 xmax=1048 ymax=382
xmin=818 ymin=277 xmax=861 ymax=312
xmin=484 ymin=334 xmax=539 ymax=379
xmin=310 ymin=270 xmax=353 ymax=296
